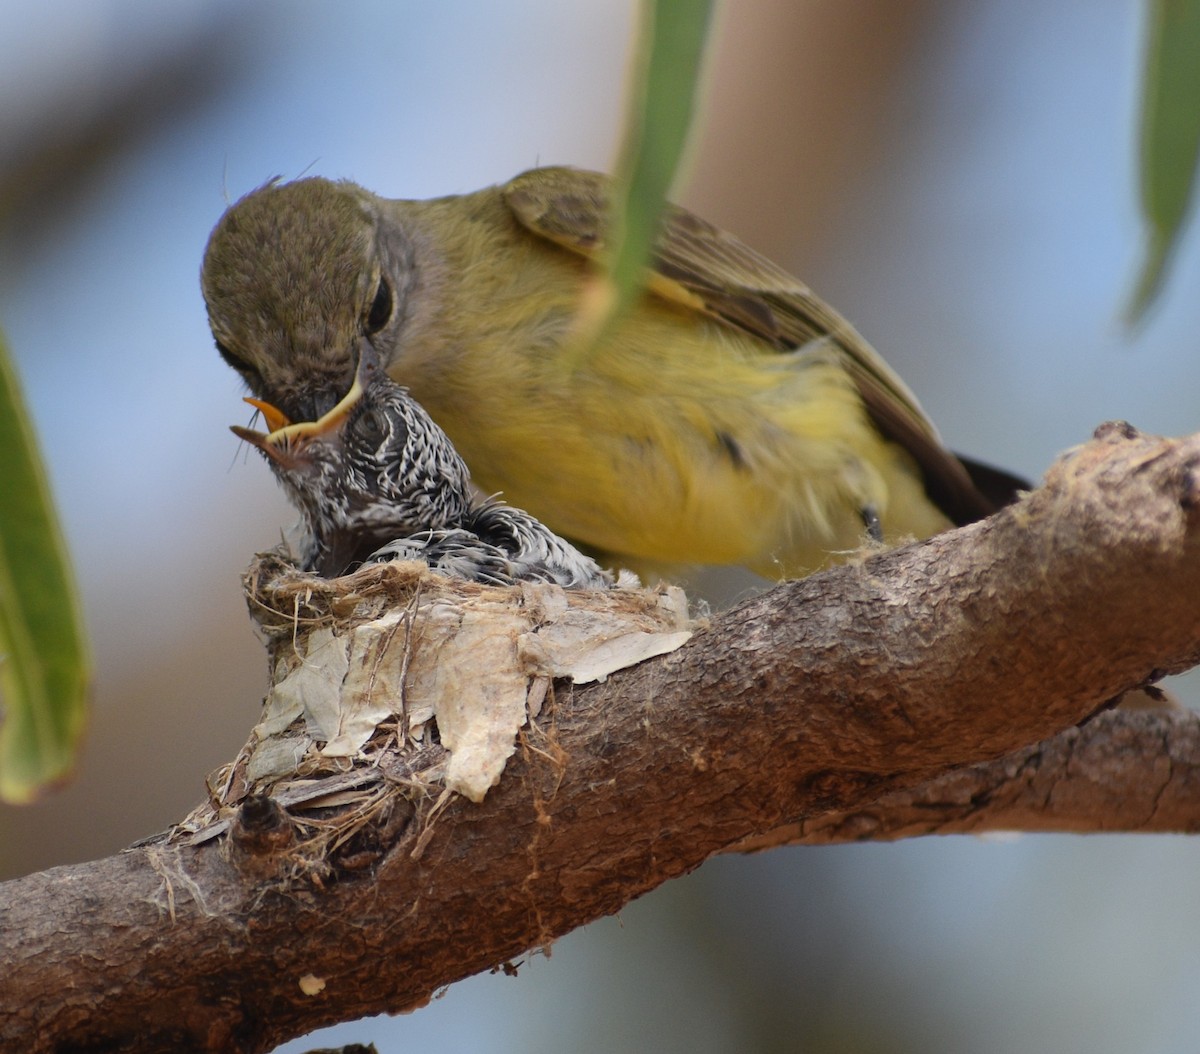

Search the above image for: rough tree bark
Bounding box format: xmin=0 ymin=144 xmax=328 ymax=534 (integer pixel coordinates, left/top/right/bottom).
xmin=2 ymin=422 xmax=1200 ymax=1054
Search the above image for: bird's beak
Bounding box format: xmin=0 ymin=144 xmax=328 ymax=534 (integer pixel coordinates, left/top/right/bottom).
xmin=230 ymin=345 xmax=377 ymax=462
xmin=242 ymin=397 xmax=290 ymax=434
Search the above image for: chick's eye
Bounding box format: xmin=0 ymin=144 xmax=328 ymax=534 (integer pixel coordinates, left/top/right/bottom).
xmin=365 ymin=278 xmax=393 ymax=335
xmin=352 ymin=407 xmax=387 ymax=447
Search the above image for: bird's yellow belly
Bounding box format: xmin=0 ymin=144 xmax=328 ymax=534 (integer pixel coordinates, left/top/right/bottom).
xmin=405 ymin=298 xmax=947 ymax=577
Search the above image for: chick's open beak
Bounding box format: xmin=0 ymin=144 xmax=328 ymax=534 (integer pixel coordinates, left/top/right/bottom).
xmin=242 ymin=397 xmax=290 ymax=434
xmin=230 ymin=345 xmax=376 ymax=465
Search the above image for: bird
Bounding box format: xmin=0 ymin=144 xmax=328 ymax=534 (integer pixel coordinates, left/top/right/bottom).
xmin=231 ymin=343 xmax=614 ymax=589
xmin=203 ymin=165 xmax=1025 ymax=580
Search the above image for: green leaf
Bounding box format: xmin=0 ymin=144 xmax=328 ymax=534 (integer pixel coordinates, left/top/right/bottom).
xmin=570 ymin=0 xmax=714 ymax=359
xmin=1130 ymin=0 xmax=1200 ymax=321
xmin=607 ymin=0 xmax=714 ymax=310
xmin=0 ymin=335 xmax=90 ymax=802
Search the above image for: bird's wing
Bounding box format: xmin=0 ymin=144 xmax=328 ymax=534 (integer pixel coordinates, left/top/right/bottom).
xmin=368 ymin=529 xmax=518 ymax=587
xmin=469 ymin=501 xmax=612 ymax=589
xmin=503 ymin=166 xmax=1003 ymax=524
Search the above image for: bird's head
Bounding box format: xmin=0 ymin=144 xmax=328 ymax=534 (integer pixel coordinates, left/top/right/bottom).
xmin=202 ymin=177 xmax=416 ymax=424
xmin=232 ymin=344 xmax=472 ymax=578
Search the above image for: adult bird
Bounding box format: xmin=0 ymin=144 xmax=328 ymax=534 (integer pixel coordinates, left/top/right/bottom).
xmin=204 ymin=166 xmax=1024 ymax=580
xmin=231 ymin=345 xmax=613 ymax=589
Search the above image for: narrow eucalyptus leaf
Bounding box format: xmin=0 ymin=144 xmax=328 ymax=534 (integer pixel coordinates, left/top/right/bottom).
xmin=0 ymin=337 xmax=90 ymax=803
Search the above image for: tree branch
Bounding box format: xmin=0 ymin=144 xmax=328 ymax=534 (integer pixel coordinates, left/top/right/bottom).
xmin=734 ymin=703 xmax=1200 ymax=849
xmin=3 ymin=422 xmax=1199 ymax=1054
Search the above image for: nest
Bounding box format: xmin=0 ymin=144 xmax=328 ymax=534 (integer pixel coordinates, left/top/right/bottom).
xmin=166 ymin=551 xmax=692 ymax=876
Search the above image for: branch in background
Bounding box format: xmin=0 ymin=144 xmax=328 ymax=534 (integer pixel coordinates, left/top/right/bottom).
xmin=735 ymin=704 xmax=1200 ymax=850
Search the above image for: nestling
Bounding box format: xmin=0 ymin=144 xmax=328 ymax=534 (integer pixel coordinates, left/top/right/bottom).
xmin=232 ymin=345 xmax=613 ymax=589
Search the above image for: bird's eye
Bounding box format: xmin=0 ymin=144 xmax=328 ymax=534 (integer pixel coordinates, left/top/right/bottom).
xmin=365 ymin=277 xmax=393 ymax=335
xmin=351 ymin=406 xmax=388 ymax=447
xmin=215 ymin=339 xmax=260 ymax=382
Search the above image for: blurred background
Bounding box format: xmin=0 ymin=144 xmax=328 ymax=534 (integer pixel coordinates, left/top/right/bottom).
xmin=3 ymin=2 xmax=1200 ymax=1051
